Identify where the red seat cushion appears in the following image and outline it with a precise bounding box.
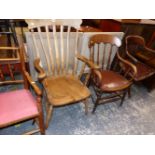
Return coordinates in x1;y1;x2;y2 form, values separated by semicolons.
0;89;39;127
99;70;130;92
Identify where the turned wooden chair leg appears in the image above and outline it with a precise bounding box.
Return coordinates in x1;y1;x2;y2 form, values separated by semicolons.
119;91;127;107
45;101;49;115
45;105;53;129
32;119;36;125
128;87;131;98
92;99;99;113
32;118;38;125
38;113;45;135
83;99;89;115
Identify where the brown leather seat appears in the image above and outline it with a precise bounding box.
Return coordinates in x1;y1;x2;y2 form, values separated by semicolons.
98;71;130;92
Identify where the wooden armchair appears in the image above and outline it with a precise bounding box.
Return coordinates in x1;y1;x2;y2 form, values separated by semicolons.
125;35;155;82
0;46;45;134
88;34;137;113
26;19;99;128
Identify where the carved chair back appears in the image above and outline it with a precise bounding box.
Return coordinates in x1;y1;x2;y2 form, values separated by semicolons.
88;34;121;71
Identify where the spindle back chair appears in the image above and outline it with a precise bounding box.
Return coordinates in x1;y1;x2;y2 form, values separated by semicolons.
26;19;99;128
88;34;137;113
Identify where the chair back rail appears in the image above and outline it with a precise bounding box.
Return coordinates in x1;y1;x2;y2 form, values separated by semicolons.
26;19;83;78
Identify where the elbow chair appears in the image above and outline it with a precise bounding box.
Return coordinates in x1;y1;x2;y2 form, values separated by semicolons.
125;35;155;91
88;34;137;113
26;19;99;128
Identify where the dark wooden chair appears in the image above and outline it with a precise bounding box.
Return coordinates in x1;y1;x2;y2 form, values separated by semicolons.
26;19;99;128
0;46;45;134
88;34;137;113
125;35;155;82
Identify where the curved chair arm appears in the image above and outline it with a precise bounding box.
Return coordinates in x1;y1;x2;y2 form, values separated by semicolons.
34;58;46;81
117;51;137;82
91;69;102;87
144;46;155;54
24;71;42;96
76;53;100;69
126;49;138;63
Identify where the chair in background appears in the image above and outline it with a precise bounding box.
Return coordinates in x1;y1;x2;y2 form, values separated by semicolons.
88;34;137;113
0;46;45;134
147;31;155;50
125;35;155;87
26;19;99;128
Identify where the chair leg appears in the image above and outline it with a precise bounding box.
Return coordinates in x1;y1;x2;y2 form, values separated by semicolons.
32;119;36;125
38;113;45;135
128;87;131;98
45;104;53;129
92;98;99;114
119;91;127;107
32;118;38;125
83;99;89;115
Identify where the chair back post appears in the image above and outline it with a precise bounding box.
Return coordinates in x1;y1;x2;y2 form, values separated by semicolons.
18;45;29;89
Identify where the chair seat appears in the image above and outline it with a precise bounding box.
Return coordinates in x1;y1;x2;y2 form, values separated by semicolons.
134;62;155;81
99;70;130;92
43;75;91;106
0;89;39;128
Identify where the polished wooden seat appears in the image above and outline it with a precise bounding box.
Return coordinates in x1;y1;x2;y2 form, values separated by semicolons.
43;75;90;106
26;19;98;128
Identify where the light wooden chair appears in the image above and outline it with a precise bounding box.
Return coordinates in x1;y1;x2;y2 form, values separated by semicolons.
26;19;99;128
0;46;45;134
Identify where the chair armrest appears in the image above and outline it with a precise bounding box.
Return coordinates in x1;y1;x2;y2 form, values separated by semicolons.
92;69;102;86
24;71;42;96
145;46;155;54
76;53;100;69
126;49;138;63
34;58;46;81
117;51;137;81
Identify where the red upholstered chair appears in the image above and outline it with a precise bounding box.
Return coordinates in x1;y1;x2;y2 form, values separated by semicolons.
0;46;45;134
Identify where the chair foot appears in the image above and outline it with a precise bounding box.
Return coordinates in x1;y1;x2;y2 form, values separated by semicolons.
45;105;53;129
